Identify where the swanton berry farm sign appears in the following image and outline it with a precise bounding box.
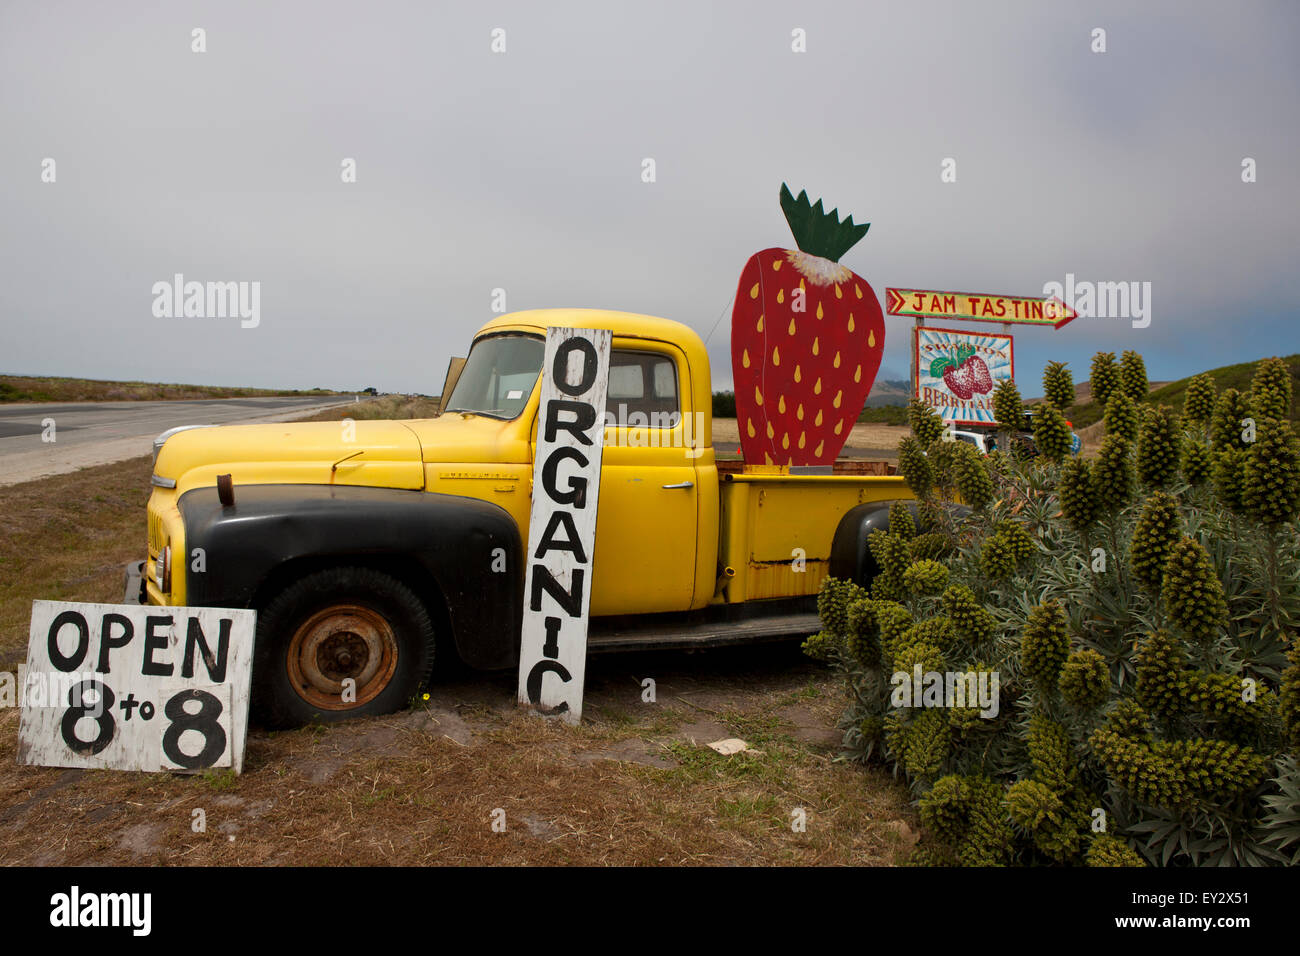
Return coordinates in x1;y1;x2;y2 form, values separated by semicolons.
914;326;1014;426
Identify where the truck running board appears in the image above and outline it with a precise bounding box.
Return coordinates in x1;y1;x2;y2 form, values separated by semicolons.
587;612;821;653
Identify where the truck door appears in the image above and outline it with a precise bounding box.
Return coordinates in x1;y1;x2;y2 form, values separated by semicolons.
588;344;699;616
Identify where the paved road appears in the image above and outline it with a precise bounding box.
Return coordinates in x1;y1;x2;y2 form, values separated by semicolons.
0;395;355;486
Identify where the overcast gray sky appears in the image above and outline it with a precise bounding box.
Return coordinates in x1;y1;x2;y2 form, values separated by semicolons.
1;0;1297;397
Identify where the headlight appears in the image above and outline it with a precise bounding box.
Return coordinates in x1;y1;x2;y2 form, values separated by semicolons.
155;544;171;593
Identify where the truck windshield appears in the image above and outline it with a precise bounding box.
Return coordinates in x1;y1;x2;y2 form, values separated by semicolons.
444;333;544;420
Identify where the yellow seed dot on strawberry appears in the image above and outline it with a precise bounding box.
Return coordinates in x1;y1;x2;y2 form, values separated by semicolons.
814;378;822;395
799;278;806;290
764;452;773;465
815;440;824;457
772;346;780;366
777;289;784;304
798;432;806;449
750;283;759;299
754;386;763;406
778;395;786;414
834;420;843;435
816;302;824;320
812;337;819;356
833;351;841;368
767;421;775;438
782;432;790;450
796;403;804;421
815;409;824;426
833;390;842;409
848;314;855;332
794;365;802;382
855;284;863;299
854;364;862;383
757;315;764;331
772;260;782;271
747;419;755;437
835;286;842;299
742;349;750;368
868;330;875;347
788;317;796;335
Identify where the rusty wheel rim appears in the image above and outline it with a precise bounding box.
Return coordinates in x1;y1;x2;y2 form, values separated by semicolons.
286;604;399;711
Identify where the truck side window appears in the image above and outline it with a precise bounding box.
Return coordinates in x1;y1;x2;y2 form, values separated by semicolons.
605;351;680;428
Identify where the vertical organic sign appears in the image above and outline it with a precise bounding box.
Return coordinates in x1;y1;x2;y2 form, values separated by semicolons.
517;326;611;725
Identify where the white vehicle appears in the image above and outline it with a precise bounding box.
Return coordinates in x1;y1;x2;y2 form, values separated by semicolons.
950;429;992;454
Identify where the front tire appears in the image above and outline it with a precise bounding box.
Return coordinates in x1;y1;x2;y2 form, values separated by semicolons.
253;567;436;728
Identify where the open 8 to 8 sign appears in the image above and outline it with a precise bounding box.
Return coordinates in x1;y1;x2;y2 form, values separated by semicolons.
17;601;255;774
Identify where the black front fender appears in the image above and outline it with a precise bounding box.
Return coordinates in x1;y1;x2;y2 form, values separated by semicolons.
178;483;524;669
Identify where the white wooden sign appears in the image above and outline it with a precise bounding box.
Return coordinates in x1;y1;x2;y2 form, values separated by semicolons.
17;601;255;774
517;326;611;725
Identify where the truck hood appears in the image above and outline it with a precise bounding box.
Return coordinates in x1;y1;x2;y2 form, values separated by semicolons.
155;419;427;491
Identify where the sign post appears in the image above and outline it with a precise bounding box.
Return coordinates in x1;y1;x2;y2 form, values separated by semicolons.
517;326;611;725
17;601;255;773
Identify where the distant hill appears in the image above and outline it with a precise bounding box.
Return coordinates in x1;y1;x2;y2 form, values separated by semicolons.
863;380;912;407
0;374;345;404
1062;354;1300;429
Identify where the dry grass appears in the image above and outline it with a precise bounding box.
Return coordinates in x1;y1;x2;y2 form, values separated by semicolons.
0;375;338;404
713;419;907;457
0;666;917;865
0;455;153;667
294;395;442;422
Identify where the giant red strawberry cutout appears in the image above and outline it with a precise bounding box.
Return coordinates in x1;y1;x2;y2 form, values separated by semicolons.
731;185;885;466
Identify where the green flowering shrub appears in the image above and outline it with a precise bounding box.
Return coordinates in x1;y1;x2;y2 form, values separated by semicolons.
1251;356;1293;422
1087;834;1146;867
888;501;916;539
1022;601;1070;691
1129;492;1180;593
1181;439;1212;486
1163;537;1228;645
1120;350;1148;402
1213;445;1249;515
1182;372;1217;425
903;559;949;595
952;441;993;510
908;398;945;446
1211;388;1252;451
1103;389;1140;443
1034;402;1074;462
992;379;1023;432
898;436;931;498
1136;405;1181;489
1043;361;1074;410
1090;351;1120;409
811;354;1300;867
1242;418;1300;527
1059;649;1110;710
1058;457;1097;531
1093;435;1134;511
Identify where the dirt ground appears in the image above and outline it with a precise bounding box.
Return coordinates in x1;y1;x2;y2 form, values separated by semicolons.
0;645;917;866
0;451;917;866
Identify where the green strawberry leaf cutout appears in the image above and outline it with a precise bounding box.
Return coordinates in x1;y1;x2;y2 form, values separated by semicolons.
930;356;955;378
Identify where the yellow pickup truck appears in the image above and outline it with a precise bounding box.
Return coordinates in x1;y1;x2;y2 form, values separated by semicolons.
129;309;914;726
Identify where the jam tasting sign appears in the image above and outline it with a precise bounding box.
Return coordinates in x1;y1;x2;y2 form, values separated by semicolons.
17;601;255;773
517;327;611;725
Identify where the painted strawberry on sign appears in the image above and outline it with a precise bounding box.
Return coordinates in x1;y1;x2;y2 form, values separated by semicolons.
731;185;885;466
933;344;993;401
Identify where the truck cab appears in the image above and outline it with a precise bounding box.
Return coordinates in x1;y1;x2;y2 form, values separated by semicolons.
135;309;912;726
